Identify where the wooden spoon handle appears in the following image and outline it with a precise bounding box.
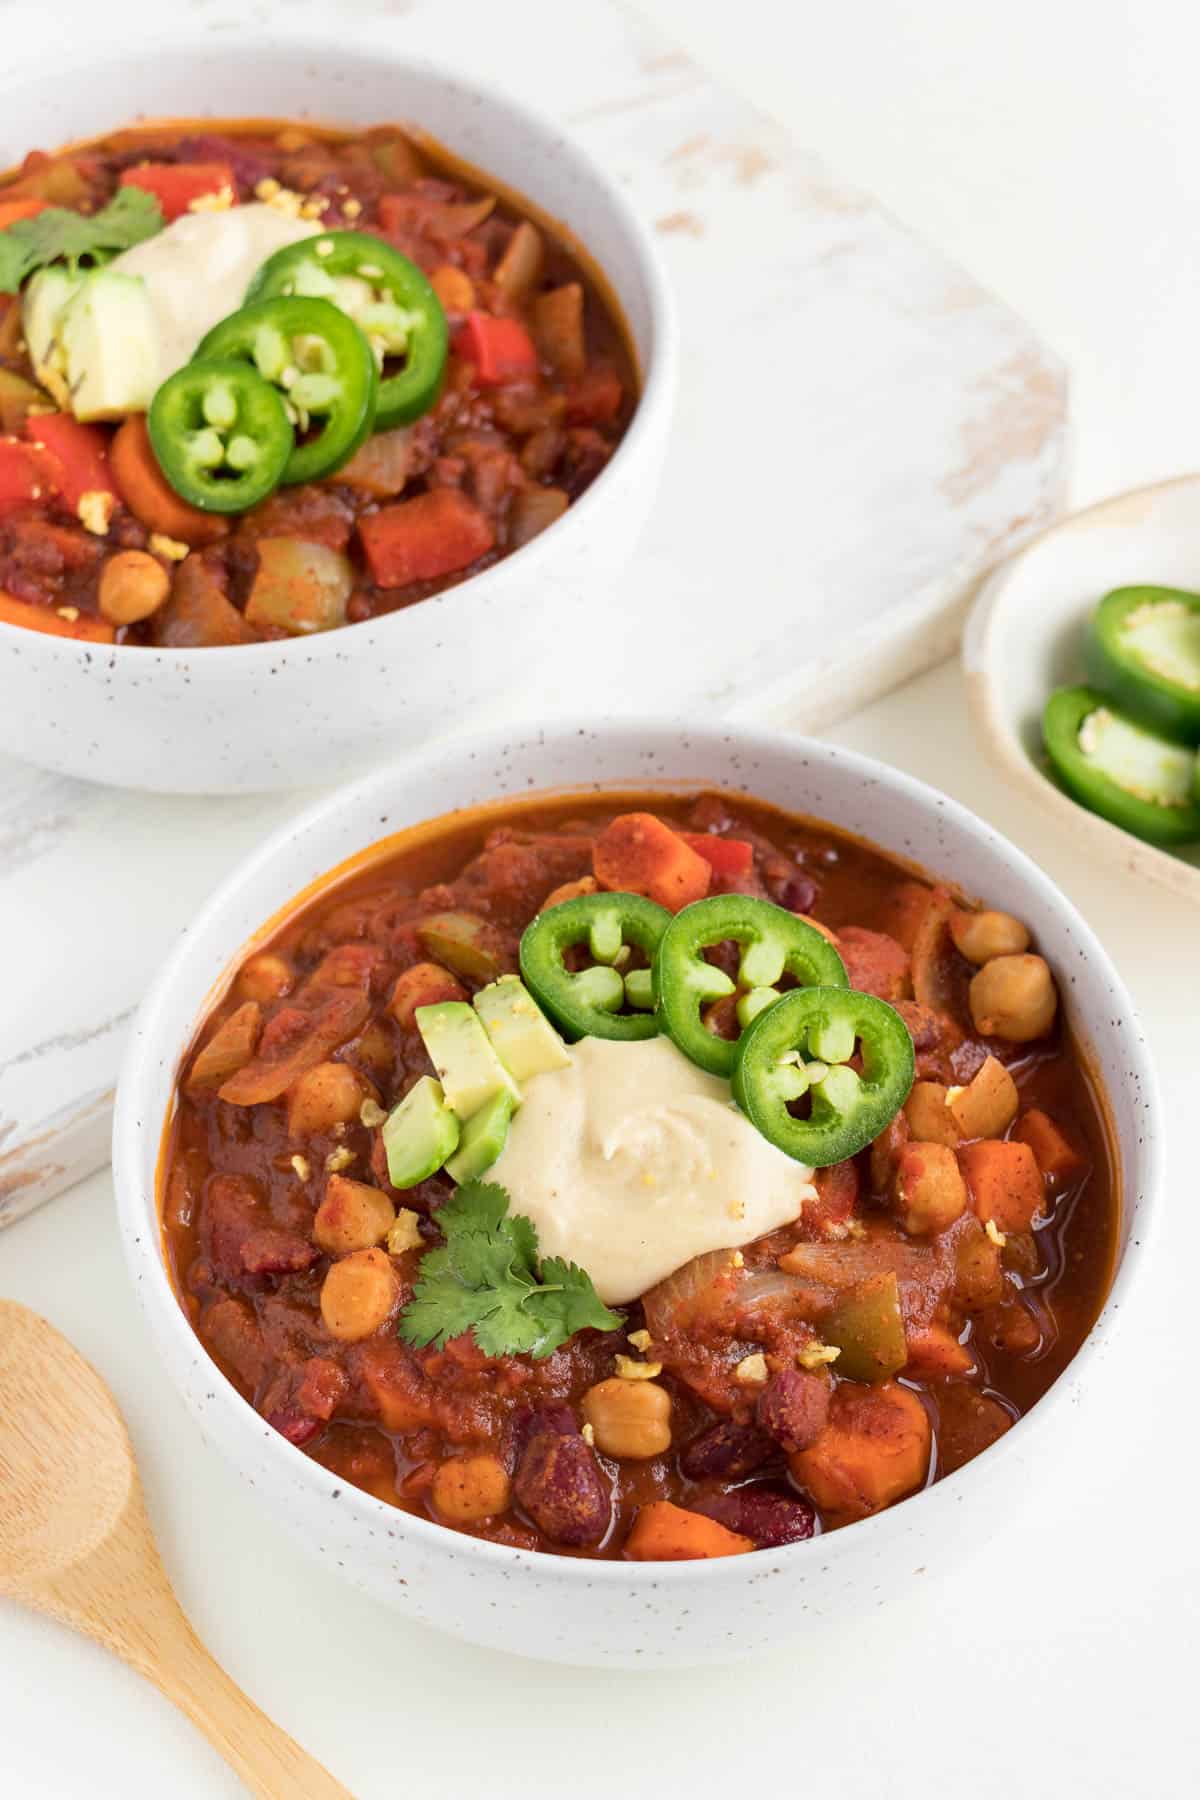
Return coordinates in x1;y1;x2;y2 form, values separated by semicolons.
152;1625;354;1799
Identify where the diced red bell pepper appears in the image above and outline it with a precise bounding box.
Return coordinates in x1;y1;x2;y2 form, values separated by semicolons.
0;196;49;230
566;366;623;426
0;437;63;509
26;414;117;510
680;832;756;878
452;311;539;386
359;487;496;589
118;161;237;223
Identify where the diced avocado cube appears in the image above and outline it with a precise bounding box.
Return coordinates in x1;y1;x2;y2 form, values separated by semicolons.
59;270;159;421
382;1075;460;1189
415;1001;521;1121
23;266;84;409
444;1089;515;1184
473;975;571;1084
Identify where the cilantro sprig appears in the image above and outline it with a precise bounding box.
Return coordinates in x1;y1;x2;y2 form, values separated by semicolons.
0;186;164;294
398;1180;623;1359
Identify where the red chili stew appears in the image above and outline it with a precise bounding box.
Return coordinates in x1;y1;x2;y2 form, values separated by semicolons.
0;120;635;646
162;792;1117;1560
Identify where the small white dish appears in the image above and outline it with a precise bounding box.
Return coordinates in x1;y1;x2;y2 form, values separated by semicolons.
964;475;1200;900
113;719;1160;1669
0;39;676;794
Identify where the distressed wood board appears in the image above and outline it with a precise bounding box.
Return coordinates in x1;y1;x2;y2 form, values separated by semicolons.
0;0;1067;1229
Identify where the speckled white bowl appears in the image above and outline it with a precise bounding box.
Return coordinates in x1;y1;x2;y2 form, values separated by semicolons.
113;721;1160;1668
0;42;675;793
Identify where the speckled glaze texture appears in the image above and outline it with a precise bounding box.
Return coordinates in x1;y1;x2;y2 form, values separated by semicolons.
112;723;1160;1667
0;44;675;794
964;474;1200;898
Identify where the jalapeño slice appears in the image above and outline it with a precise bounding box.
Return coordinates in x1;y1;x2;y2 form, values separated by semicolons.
147;357;293;513
519;892;671;1042
192;295;378;484
653;894;848;1079
246;230;448;428
1042;685;1200;847
732;986;915;1169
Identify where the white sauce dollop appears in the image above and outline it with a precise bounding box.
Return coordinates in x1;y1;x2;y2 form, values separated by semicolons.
111;204;319;386
489;1035;816;1306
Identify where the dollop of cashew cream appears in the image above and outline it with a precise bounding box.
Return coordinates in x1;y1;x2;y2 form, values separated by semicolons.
489;1035;816;1305
112;204;319;385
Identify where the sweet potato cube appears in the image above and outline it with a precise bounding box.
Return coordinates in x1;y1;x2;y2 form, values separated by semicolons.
624;1500;753;1561
958;1138;1045;1234
1013;1109;1086;1185
593;813;711;911
790;1381;931;1522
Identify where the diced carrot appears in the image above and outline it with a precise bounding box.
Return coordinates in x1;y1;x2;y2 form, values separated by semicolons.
26;414;117;510
0;591;114;643
0;196;48;230
1013;1109;1086;1185
593;813;712;912
358;487;495;588
452;311;539;386
679;832;755;878
789;1381;931;1522
904;1323;974;1380
119;161;237;223
624;1500;753;1561
958;1138;1045;1234
110;415;228;547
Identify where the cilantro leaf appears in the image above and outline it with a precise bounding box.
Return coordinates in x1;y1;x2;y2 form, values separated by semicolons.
0;186;164;294
397;1179;623;1358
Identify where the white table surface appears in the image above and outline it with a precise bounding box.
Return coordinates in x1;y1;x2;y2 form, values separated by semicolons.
3;0;1198;1794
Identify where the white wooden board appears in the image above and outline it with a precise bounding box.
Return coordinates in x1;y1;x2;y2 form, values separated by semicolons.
0;0;1067;1229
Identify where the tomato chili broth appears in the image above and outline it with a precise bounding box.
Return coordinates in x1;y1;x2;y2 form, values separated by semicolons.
157;786;1120;1559
0;116;640;645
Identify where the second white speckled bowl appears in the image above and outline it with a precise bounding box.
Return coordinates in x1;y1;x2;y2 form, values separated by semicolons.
113;721;1160;1668
0;41;675;793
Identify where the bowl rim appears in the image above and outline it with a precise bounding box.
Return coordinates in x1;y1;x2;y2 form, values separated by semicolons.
112;716;1163;1586
963;472;1200;902
0;35;677;668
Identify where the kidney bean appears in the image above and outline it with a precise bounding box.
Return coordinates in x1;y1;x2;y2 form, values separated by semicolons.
774;872;818;915
503;1404;579;1471
239;1228;318;1277
267;1410;323;1449
514;1430;612;1547
679;1419;776;1481
757;1368;830;1453
694;1486;816;1547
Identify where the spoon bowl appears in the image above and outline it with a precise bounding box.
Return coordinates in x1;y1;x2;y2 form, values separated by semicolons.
0;1300;350;1797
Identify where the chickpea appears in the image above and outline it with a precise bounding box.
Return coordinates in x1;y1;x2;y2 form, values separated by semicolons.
430;264;476;313
969;954;1058;1042
896;1142;967;1236
948;1054;1018;1140
388;962;468;1031
431;1453;512;1524
97;550;170;625
904;1081;961;1149
313;1175;396;1255
286;1061;365;1136
320;1248;399;1342
581;1378;672;1459
236;950;294;1004
950;908;1031;965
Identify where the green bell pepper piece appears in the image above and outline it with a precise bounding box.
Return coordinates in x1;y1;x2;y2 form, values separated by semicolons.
653;894;848;1079
822;1272;908;1384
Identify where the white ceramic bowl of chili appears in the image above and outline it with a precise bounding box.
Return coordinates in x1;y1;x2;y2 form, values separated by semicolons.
113;720;1161;1669
0;41;676;793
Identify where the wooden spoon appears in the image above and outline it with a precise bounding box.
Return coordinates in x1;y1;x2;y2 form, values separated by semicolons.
0;1300;352;1798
